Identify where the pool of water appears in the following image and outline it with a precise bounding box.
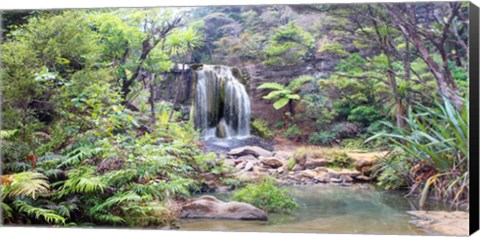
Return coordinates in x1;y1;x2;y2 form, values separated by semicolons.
179;184;455;235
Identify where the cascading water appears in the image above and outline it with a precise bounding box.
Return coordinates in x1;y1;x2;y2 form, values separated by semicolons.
193;65;251;140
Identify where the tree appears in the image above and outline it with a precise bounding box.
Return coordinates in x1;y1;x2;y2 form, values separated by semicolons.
91;9;183;102
383;3;465;110
165;26;204;123
263;23;315;66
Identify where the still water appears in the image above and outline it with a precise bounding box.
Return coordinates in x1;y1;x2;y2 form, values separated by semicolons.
179;184;453;235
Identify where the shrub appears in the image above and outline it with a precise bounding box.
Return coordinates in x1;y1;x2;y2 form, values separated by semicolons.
284;124;302;139
367;98;469;207
308;131;336;145
231;177;299;214
251;119;275;139
274;121;285;129
327;150;353;168
347;105;382;126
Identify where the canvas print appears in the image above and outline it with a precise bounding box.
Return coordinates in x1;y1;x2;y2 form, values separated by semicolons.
0;1;478;236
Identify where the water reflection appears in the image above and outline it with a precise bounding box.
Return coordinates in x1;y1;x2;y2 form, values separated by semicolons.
180;184;453;235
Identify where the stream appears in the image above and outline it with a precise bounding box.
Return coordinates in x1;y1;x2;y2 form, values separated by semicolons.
179;184;454;235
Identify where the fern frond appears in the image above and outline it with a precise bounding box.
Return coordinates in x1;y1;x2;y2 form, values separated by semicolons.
0;129;17;139
287;75;313;90
90;191;141;214
5;172;50;199
257;82;286;90
263;90;290;100
59;146;101;168
57;169;105;197
13;200;66;225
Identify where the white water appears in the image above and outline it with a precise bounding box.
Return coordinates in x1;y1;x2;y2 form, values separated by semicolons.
194;65;251;140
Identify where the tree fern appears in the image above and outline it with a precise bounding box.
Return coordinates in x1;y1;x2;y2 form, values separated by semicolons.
287;75;313;91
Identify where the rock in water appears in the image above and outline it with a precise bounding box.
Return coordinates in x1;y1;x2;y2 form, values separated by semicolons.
227;145;273;158
180;195;267;220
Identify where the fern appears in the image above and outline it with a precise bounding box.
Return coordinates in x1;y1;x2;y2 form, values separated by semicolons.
90;191;141;213
0;129;17;139
13;200;66;224
59;146;101;168
56;168;105;197
257;82;285;90
287;75;313;91
4;172;50;199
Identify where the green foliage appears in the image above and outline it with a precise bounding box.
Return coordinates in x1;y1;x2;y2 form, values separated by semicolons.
259;75;313;110
367;98;469;205
251;119;275;139
347;105;382;126
264;23;315;66
327;150;353;168
284;124;302;139
308;131;336;145
232;177;299;214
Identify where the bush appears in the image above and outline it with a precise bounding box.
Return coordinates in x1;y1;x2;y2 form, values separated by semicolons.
284;124;302;139
347;105;382;126
251;119;275;139
231;177;299;214
308;131;336;145
327;150;353;168
274;121;285;129
367;98;469;206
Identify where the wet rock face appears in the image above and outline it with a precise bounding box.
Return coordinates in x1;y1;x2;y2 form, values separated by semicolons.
180;195;268;221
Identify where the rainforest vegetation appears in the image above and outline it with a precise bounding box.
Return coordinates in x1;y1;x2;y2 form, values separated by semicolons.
0;2;470;231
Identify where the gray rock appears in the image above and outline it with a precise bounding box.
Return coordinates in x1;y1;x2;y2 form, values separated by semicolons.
244;161;254;171
292;164;305;171
180;195;268;220
228;146;273;158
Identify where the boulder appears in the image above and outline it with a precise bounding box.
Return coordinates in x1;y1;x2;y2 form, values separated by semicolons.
355;159;375;176
273;150;292;160
228;146;273;158
260;157;284;168
180;195;268;220
244;161;254;171
292;164;305;171
235;162;245;170
223;159;236;167
339;174;353;183
304;158;329;169
237;154;257;161
313;172;330;183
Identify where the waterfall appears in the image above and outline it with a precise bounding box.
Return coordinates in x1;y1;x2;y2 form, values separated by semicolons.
193;65;251;140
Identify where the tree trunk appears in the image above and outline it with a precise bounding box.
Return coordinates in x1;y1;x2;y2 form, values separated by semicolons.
385;4;463;110
149;74;156;123
167;56;189;123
